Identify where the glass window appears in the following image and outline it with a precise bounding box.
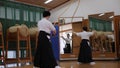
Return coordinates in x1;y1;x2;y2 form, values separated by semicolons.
30;11;34;22
40;12;43;19
0;6;5;18
23;10;29;21
15;9;20;20
36;12;40;22
7;7;13;19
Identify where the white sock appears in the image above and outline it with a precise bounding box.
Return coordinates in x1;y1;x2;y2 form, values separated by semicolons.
90;62;96;65
55;65;61;68
33;66;40;68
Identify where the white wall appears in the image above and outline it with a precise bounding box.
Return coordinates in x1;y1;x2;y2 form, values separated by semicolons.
50;0;120;23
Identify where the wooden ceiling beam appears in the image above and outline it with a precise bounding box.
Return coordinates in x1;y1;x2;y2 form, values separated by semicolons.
14;0;70;10
49;0;70;10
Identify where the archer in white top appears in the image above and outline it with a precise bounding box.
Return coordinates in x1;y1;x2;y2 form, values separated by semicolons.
75;31;94;40
73;27;96;65
61;34;71;44
34;11;60;68
37;18;56;34
107;34;114;42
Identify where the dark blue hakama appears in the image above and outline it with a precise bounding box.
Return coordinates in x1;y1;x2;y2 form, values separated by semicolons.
34;31;58;68
78;39;94;63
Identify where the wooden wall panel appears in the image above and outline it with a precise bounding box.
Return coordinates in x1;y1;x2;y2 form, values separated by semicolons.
72;22;82;59
60;22;83;59
114;15;120;58
82;19;89;29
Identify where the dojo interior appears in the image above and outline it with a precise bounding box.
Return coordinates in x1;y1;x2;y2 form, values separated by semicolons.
0;0;120;68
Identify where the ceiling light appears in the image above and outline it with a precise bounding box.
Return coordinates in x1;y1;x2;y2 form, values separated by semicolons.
44;0;53;4
109;16;114;19
98;13;104;16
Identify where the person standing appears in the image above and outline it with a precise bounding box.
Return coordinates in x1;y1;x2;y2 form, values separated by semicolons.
107;31;115;52
73;26;95;65
61;33;72;53
33;11;60;68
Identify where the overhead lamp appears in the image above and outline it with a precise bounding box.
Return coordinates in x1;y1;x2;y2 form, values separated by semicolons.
109;15;114;19
98;13;104;16
44;0;53;4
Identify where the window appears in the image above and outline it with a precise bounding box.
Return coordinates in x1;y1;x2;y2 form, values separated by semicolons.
23;10;29;21
0;6;5;18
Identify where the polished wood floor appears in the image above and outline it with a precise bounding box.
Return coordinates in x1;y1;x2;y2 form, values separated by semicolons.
3;60;120;68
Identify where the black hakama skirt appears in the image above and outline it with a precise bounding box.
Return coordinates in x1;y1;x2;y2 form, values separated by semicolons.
78;39;94;63
64;43;71;53
34;31;58;68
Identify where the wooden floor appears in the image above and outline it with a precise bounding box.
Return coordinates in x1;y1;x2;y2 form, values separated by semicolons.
3;60;120;68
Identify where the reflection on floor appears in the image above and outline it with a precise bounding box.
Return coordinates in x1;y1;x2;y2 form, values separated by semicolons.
2;60;120;68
